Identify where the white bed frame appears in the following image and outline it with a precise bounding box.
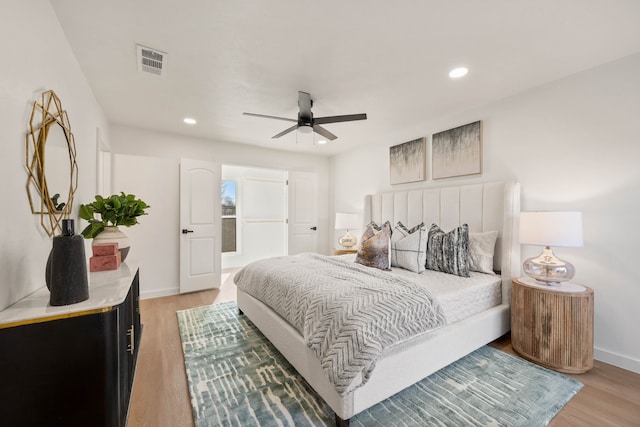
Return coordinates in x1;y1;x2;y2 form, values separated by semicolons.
237;181;520;425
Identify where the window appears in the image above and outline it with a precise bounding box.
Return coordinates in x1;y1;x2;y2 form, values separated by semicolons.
221;180;237;253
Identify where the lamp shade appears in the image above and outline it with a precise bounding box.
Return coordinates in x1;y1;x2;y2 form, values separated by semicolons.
520;211;583;247
335;213;360;230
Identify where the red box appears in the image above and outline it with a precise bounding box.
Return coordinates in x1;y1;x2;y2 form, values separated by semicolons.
90;251;122;272
92;243;119;257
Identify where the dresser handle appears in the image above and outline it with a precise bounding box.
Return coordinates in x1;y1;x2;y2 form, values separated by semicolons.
127;325;135;354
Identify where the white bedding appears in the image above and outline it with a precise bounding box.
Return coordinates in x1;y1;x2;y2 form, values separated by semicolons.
239;181;520;423
333;254;502;324
234;252;446;396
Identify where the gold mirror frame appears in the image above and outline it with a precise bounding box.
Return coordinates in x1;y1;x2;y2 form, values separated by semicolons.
26;90;78;237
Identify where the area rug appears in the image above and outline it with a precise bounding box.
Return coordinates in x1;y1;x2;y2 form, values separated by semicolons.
177;302;582;427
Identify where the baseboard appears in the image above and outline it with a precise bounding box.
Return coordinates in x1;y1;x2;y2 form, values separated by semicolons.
595;347;640;374
140;288;179;300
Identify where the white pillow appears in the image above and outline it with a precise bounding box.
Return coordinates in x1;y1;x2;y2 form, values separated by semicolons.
391;222;427;273
469;230;498;274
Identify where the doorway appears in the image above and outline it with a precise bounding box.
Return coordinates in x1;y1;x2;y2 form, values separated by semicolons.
221;165;288;269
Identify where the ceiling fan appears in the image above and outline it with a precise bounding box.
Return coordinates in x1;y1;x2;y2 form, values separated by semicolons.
243;91;367;141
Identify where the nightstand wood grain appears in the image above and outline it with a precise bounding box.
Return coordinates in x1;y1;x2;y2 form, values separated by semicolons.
511;277;594;374
333;248;358;255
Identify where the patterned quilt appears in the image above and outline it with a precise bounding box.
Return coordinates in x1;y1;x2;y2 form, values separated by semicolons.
234;253;446;396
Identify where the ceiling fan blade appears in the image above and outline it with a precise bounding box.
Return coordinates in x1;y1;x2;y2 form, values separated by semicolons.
313;125;338;141
314;113;367;125
243;112;297;123
272;124;299;138
298;91;313;122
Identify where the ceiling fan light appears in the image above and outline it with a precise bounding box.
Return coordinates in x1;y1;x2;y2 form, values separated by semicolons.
183;117;197;125
317;139;327;145
298;124;313;134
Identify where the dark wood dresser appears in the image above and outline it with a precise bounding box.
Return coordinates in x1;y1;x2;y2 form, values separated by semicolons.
0;261;142;426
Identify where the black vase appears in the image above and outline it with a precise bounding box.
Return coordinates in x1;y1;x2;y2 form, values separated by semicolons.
46;219;89;306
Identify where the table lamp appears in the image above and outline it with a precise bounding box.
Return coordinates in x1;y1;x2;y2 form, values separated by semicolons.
335;213;360;249
519;211;583;285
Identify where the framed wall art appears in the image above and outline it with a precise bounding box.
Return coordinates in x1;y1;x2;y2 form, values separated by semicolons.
432;120;482;179
389;137;426;185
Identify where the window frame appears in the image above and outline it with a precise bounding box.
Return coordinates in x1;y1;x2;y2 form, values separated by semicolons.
221;179;239;254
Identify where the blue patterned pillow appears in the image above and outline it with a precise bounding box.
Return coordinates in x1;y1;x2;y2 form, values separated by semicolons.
355;221;391;270
426;224;470;277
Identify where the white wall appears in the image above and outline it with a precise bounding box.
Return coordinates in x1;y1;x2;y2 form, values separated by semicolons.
111;154;178;299
330;52;640;373
109;125;331;298
0;0;108;310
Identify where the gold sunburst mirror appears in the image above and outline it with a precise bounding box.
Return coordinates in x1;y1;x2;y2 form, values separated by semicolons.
26;90;78;237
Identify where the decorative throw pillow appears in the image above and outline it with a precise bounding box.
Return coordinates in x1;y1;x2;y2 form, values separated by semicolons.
426;223;470;277
469;230;498;275
391;222;427;273
355;221;391;270
390;222;424;259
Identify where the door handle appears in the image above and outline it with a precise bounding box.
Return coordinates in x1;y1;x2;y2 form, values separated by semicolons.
182;229;194;234
310;226;317;231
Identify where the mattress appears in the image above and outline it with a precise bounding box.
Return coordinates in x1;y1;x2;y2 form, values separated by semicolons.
333;254;502;324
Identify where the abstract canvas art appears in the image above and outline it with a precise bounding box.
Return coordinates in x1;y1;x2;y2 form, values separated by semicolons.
432;121;482;179
389;138;426;185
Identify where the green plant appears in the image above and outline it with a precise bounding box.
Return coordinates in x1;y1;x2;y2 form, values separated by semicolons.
79;192;150;238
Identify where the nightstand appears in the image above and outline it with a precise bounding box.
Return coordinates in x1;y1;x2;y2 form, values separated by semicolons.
334;248;358;256
511;277;594;373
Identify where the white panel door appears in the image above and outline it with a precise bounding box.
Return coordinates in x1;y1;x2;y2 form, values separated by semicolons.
288;171;318;254
180;159;221;293
243;177;288;258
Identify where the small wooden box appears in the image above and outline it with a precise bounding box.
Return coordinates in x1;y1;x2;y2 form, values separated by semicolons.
92;243;119;257
90;251;122;272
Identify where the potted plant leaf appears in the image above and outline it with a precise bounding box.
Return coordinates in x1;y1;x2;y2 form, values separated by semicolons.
79;193;150;261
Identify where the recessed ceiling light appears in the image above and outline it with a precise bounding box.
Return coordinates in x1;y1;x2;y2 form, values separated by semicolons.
317;139;327;145
449;67;468;79
183;117;197;125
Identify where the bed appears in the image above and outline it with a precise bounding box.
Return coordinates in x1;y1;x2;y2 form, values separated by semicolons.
236;181;520;426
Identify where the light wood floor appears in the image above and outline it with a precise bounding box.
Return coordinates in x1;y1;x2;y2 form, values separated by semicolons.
128;274;640;427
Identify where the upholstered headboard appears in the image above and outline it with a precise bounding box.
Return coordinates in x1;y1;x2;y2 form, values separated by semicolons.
363;181;520;305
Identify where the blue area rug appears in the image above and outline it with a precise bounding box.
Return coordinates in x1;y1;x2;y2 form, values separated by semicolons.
177;301;582;426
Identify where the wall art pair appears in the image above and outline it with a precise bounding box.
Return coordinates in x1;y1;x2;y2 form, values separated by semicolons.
389;121;482;184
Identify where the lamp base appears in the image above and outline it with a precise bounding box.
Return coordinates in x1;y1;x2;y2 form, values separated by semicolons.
523;246;575;285
339;231;357;249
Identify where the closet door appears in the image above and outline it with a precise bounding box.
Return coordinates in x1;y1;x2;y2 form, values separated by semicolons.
288;171;318;254
242;175;288;261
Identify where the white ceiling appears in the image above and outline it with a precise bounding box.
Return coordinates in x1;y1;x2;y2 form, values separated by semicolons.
50;0;640;156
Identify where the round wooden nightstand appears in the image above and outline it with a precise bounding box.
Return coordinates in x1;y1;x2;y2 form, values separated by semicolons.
333;248;358;255
511;277;594;373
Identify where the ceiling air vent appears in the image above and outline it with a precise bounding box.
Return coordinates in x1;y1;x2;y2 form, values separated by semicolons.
136;44;167;76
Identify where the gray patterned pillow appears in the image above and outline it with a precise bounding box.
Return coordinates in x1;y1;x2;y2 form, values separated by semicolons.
391;222;427;273
469;230;498;274
355;221;391;270
426;224;470;277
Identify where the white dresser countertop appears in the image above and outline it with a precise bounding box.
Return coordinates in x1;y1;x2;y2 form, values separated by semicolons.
0;259;139;327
